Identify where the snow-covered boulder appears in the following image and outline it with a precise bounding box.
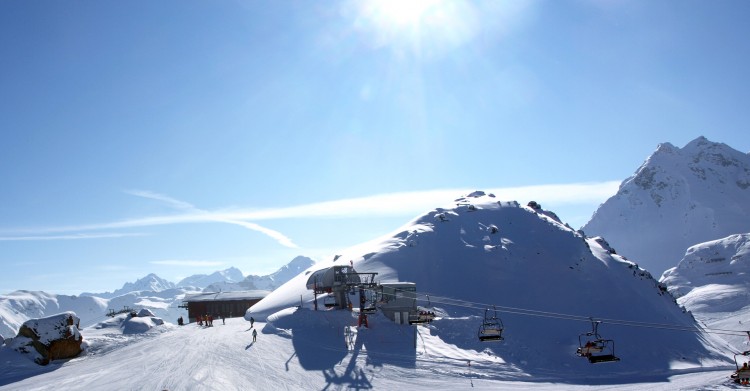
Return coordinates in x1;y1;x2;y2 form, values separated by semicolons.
122;316;164;334
11;311;83;365
137;308;156;317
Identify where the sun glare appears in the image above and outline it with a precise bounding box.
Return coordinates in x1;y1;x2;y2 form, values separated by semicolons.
354;0;470;56
373;0;440;27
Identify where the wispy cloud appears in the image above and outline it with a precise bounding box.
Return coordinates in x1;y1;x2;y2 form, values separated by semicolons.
203;181;621;221
0;182;619;245
125;189;196;210
150;259;226;267
0;232;146;241
126;189;298;248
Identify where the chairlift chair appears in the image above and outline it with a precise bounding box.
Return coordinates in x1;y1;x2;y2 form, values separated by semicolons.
408;310;436;325
478;306;504;342
576;319;620;364
324;296;338;308
731;332;750;384
408;295;436;325
731;351;750;384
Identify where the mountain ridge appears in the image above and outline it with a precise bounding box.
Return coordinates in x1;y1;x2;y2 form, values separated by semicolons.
582;136;750;276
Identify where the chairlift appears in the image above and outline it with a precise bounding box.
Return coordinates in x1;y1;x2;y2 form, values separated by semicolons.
361;290;377;314
576;319;620;363
408;310;435;324
478;306;504;342
362;303;377;314
324;296;338;308
731;332;750;385
408;294;436;325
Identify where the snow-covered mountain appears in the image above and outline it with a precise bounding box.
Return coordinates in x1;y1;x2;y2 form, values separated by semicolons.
583;136;750;276
249;192;731;375
81;273;176;299
176;267;244;289
660;233;750;349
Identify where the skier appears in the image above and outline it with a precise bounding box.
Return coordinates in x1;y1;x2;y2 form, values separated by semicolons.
250;316;255;328
252;328;257;342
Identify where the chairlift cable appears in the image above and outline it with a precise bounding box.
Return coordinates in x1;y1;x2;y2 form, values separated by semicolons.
360;285;749;337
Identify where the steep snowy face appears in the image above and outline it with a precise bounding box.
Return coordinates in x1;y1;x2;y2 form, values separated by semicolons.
661;233;750;349
583;136;750;276
250;193;728;373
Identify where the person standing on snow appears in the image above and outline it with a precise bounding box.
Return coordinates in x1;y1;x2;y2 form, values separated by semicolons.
252;328;257;342
250;317;255;328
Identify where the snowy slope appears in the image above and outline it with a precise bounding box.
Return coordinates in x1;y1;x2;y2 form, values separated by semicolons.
661;233;750;350
0;292;107;340
0;288;198;340
583;136;750;276
249;192;732;377
0;316;736;390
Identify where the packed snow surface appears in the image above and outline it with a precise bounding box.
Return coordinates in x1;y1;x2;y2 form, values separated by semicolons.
0;316;737;390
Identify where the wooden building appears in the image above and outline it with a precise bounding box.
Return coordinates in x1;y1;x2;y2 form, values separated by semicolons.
181;290;269;323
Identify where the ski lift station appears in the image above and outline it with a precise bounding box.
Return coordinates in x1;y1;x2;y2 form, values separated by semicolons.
181;290;270;323
305;265;436;326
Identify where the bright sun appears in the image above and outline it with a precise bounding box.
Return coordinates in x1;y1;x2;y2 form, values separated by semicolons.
372;0;440;27
352;0;485;57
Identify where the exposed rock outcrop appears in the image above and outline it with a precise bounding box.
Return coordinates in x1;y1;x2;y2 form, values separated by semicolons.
12;311;83;365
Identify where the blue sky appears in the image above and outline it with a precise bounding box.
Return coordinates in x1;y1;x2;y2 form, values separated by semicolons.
1;0;748;295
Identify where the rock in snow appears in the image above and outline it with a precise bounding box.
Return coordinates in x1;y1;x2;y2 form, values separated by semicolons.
11;312;83;365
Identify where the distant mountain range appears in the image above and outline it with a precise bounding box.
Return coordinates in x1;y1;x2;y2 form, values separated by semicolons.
0;256;316;339
583;136;750;276
177;267;245;289
205;256;315;292
79;257;316;299
81;274;176;299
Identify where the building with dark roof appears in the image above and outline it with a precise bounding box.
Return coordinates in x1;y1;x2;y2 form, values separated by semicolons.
181;290;270;323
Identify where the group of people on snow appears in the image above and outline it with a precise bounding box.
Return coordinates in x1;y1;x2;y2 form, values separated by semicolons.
197;314;216;327
737;362;750;385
